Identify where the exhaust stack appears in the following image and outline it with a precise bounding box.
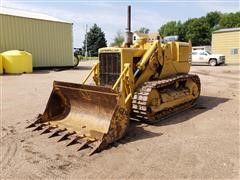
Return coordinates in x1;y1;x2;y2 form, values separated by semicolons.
124;5;133;47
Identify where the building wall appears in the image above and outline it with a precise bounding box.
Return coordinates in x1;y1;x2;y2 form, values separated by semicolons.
212;31;240;64
0;14;73;67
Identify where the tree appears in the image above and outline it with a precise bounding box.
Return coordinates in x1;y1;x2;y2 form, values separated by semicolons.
158;11;240;46
184;17;211;46
110;30;124;47
206;11;222;29
219;12;240;28
82;24;107;57
159;21;178;37
175;21;186;41
158;21;186;41
138;27;150;34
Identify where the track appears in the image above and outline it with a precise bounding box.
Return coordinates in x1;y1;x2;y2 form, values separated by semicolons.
131;74;201;124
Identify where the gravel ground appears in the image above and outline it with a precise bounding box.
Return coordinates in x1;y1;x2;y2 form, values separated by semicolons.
0;61;239;179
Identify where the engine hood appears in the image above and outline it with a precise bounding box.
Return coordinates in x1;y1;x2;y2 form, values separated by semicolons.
209;54;225;58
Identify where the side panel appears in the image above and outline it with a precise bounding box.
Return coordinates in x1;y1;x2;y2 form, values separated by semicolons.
173;42;191;73
212;31;240;64
160;42;191;78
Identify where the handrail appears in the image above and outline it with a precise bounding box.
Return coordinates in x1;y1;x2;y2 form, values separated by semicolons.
112;64;129;90
82;63;98;85
112;63;133;105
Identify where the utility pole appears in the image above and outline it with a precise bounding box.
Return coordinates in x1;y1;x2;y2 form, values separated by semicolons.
85;24;88;60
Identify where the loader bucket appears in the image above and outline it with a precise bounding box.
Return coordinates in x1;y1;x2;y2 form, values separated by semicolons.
28;81;129;155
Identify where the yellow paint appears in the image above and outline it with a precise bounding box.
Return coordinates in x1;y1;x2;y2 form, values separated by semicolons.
212;30;240;64
2;50;32;74
0;54;3;74
36;39;197;153
94;40;194;111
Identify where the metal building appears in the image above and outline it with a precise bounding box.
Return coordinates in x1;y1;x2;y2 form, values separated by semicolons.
0;7;74;67
212;28;240;64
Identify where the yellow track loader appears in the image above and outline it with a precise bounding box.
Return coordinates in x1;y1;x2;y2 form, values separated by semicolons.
27;6;200;155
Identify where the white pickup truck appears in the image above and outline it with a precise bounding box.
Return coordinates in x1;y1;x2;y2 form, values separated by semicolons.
192;50;225;66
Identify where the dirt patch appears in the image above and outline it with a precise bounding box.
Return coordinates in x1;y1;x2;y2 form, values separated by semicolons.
1;62;239;179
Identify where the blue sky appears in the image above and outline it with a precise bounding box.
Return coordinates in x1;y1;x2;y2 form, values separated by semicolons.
1;0;239;47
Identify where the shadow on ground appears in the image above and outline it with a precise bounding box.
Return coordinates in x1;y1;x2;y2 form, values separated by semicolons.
3;70;52;75
119;121;163;145
0;72;47;76
191;64;226;67
31;70;51;74
118;95;229;145
2;66;93;75
73;66;92;70
33;66;92;72
155;95;229;126
47;66;92;72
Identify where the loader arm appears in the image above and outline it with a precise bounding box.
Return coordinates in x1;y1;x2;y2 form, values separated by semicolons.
134;40;163;88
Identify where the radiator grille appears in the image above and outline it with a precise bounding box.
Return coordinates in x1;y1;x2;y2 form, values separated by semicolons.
99;53;121;86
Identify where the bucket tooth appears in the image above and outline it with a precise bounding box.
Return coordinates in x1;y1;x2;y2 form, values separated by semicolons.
26;122;37;128
66;136;81;147
58;132;76;142
88;141;102;156
48;128;66;138
26;116;43;128
40;126;54;135
32;124;45;131
77;140;89;151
